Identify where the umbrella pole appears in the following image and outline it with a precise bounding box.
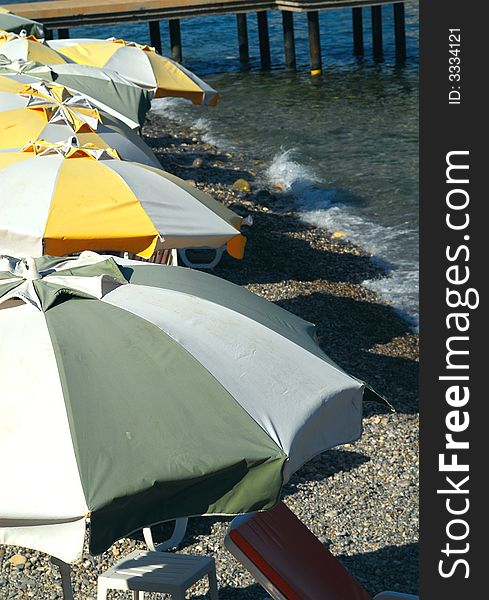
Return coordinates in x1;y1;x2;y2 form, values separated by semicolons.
51;556;74;600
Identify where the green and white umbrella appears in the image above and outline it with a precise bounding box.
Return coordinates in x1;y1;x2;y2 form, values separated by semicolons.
0;59;151;129
0;252;381;563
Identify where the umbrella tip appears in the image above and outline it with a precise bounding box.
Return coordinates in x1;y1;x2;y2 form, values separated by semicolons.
24;257;40;281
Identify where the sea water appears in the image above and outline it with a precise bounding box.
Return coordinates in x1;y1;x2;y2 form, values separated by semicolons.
16;1;419;326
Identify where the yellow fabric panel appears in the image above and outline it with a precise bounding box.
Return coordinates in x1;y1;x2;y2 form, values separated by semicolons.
75;131;109;148
54;42;119;68
44;159;159;258
0;151;31;169
149;54;201;93
0;75;25;93
0;109;45;149
24;40;67;64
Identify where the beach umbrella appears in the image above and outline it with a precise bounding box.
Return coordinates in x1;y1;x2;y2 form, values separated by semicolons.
0;252;380;562
0;69;41;91
0;140;247;259
0;81;161;166
48;37;219;105
0;30;66;64
0;60;151;129
0;8;44;36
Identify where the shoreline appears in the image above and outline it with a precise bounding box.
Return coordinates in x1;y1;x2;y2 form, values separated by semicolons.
0;110;419;599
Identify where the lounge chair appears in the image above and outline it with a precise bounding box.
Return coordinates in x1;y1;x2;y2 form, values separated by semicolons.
123;248;178;265
224;501;418;600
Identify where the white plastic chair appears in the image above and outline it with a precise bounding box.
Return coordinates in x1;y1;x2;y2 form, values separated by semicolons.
178;246;225;270
142;517;189;552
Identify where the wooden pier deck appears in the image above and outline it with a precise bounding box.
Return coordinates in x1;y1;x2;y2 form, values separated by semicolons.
2;0;413;72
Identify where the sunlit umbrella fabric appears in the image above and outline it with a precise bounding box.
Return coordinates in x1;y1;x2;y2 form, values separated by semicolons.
0;141;246;258
0;8;44;36
0;252;378;561
0;60;151;129
49;37;219;105
0;30;66;64
0;82;160;166
0;80;101;129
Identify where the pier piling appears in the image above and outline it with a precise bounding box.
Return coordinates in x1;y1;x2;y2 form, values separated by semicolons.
393;2;407;61
257;11;271;70
352;7;364;56
57;28;69;39
149;21;162;53
169;19;182;63
371;5;383;60
307;11;322;75
236;13;249;65
282;11;296;72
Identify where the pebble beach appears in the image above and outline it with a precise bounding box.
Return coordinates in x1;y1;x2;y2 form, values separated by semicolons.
0;110;419;599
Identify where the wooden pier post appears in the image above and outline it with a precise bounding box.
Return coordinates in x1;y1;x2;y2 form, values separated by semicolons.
371;5;383;60
149;21;162;54
236;13;249;65
282;11;296;72
352;7;364;56
169;19;182;63
57;28;69;39
307;11;322;75
44;28;53;41
393;2;407;61
257;11;271;70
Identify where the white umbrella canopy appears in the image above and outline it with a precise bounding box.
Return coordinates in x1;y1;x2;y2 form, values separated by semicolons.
0;252;383;562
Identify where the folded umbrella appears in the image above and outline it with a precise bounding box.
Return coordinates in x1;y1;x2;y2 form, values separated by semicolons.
0;59;151;129
0;8;44;36
0;252;381;562
0;139;247;259
0;30;66;64
48;37;219;105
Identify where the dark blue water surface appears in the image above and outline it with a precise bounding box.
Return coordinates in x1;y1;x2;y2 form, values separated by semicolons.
17;1;419;324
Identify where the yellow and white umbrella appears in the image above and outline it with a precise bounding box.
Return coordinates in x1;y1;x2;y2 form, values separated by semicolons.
0;81;160;166
0;61;151;129
0;30;67;64
48;37;219;105
1;80;101;129
0;140;247;259
0;70;36;93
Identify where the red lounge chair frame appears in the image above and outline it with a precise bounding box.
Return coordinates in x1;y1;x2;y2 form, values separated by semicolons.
224;502;418;600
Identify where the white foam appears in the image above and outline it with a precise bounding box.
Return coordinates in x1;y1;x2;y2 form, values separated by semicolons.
265;151;419;327
150;98;232;149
